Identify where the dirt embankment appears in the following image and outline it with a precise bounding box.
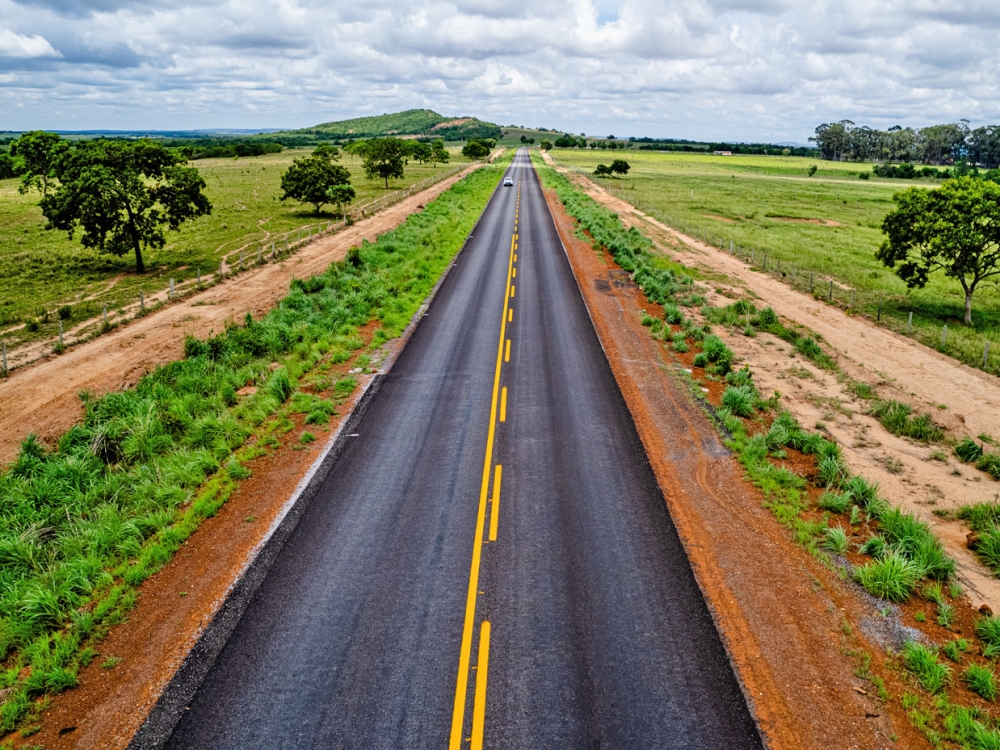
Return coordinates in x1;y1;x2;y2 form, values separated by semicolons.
545;154;1000;615
543;186;925;748
0;165;479;467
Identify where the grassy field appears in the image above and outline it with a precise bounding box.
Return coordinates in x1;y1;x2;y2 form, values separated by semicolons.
548;149;1000;375
0;147;464;349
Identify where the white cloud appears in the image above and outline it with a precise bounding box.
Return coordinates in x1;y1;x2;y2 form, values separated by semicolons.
0;27;60;58
1;0;1000;141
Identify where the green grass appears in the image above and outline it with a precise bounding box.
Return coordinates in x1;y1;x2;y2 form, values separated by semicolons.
903;641;953;694
869;399;944;442
0;148;463;350
548;149;1000;375
0;161;505;733
966;664;998;702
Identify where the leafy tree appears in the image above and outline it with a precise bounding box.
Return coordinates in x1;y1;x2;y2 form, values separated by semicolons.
539;140;553;151
281;153;352;214
326;183;357;219
41;139;211;274
878;177;1000;325
9;130;69;196
312;143;341;161
0;151;16;180
462;140;490;160
430;139;449;165
361;137;407;188
610;159;630;176
408;141;433;163
594;164;612;177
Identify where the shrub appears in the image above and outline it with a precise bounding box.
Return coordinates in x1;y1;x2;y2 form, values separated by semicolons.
817;454;846;488
976;617;1000;651
693;353;708;368
725;367;754;389
854;552;921;602
859;534;889;559
965;664;998;702
721;386;755;418
757;307;779;326
957;438;985;463
960;503;1000;531
57;306;72;321
841;475;881;511
978;454;1000;481
266;369;294;403
870;399;943;442
903;641;952;694
975;527;1000;573
822;526;849;554
818;491;850;514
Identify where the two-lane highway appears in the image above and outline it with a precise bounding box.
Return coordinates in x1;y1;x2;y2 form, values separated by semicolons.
166;149;763;749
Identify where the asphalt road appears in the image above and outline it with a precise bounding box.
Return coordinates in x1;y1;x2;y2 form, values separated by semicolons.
166;149;763;749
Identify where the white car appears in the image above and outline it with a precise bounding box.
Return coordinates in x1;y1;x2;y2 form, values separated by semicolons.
503;176;514;186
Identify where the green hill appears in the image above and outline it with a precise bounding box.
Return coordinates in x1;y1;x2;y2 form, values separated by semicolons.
282;109;501;142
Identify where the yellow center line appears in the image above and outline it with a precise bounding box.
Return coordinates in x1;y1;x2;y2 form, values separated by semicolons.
500;387;507;422
448;227;515;750
505;339;511;362
470;621;492;750
512;268;516;278
510;286;515;298
508;308;513;323
489;465;502;542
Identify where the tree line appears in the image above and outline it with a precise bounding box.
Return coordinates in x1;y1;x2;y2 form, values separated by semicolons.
812;120;1000;167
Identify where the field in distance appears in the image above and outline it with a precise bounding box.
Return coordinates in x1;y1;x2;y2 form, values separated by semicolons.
550;149;1000;373
0;147;461;350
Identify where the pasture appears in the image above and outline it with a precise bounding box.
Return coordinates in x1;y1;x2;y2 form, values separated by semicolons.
550;150;1000;374
0;148;460;349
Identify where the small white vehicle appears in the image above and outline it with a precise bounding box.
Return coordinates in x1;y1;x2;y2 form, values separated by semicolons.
503;176;514;186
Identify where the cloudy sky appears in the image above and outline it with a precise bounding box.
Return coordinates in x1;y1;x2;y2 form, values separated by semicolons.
1;0;998;141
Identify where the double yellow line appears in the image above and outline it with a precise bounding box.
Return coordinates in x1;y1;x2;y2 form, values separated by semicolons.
448;173;520;750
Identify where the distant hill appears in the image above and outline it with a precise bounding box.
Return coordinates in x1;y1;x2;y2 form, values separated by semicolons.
280;109;501;141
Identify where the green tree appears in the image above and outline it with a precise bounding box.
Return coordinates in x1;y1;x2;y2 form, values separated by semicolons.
361;137;407;188
280;153;352;214
610;159;630;176
430;140;449;166
312;143;341;161
326;183;357;219
41;139;211;274
594;164;612;177
878;176;1000;325
409;141;433;163
539;140;553;151
10;130;69;197
462;140;491;160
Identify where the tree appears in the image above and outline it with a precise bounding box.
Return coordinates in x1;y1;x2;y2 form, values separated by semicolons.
462;140;490;160
878;177;1000;325
610;159;630;176
312;143;341;161
41;139;211;274
539;140;553;151
409;141;433;163
9;130;69;197
594;164;612;177
326;183;357;219
430;140;449;166
361;137;407;188
281;153;352;214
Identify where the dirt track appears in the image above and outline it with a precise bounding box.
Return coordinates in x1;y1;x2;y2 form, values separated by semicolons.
0;165;479;465
543;153;1000;613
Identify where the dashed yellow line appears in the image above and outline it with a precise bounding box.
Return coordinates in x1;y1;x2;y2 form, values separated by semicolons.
470;621;492;750
505;340;511;362
500;387;508;422
489;464;502;542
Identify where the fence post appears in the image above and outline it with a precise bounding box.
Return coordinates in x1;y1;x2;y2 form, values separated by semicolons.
829;280;833;301
763;253;767;270
985;341;991;369
257;246;262;264
197;269;201;288
140;290;145;313
58;320;63;347
220;260;224;277
729;240;733;253
793;265;797;283
907;311;912;334
941;325;948;348
103;304;108;328
1;340;6;377
239;251;244;271
751;250;755;265
877;301;881;321
169;278;174;300
809;273;814;292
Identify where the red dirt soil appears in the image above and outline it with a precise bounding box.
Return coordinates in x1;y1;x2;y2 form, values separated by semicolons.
0;165;479;466
544;186;929;749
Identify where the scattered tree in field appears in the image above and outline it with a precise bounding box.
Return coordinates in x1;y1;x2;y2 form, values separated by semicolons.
41;139;211;274
0;151;16;180
539;140;553;151
808;164;818;177
280;149;352;214
878;176;1000;325
10;130;69;197
462;139;491;160
610;159;630;176
430;140;449;165
409;141;433;163
326;183;357;219
594;164;613;177
361;137;407;188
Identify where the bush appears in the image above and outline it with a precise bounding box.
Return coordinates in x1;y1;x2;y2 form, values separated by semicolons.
725;367;754;389
822;526;849;554
854;552;921;602
757;307;778;326
870;399;943;442
957;438;985;463
976;617;1000;650
965;664;998;702
721;386;755;418
57;306;72;321
978;454;1000;481
903;641;952;694
818;491;850;514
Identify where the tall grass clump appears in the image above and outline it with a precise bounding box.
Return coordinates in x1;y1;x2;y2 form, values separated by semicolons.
0;163;505;732
854;552;922;602
869;399;944;442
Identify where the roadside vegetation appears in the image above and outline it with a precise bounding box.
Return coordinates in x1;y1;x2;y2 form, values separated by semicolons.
547;149;1000;375
0;161;505;736
535;155;1000;748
